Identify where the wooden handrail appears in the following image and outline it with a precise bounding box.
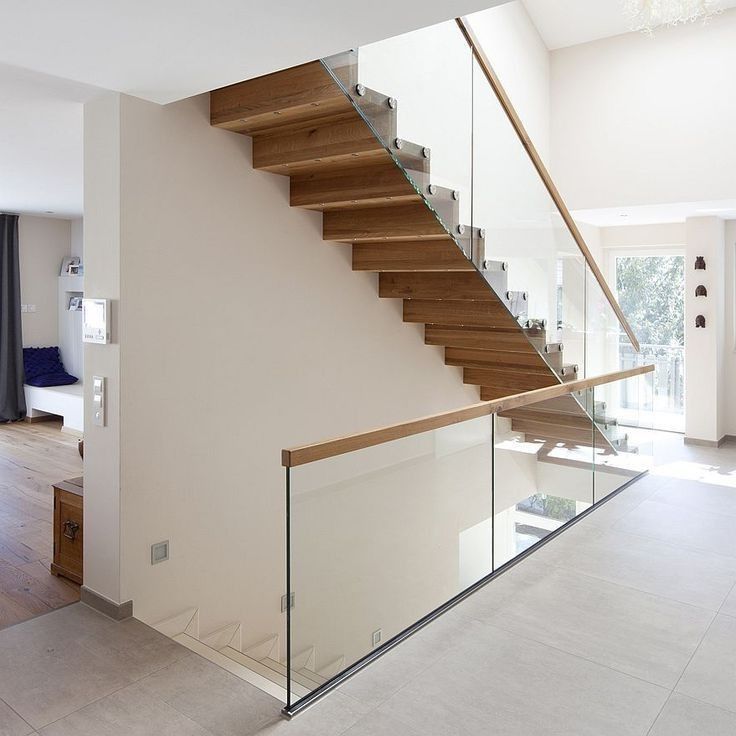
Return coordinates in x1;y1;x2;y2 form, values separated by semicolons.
455;17;641;353
282;364;654;467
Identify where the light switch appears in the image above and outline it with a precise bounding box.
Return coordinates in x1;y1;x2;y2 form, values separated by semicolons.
92;375;106;427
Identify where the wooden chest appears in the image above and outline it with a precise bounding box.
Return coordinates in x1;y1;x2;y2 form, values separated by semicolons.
51;476;83;585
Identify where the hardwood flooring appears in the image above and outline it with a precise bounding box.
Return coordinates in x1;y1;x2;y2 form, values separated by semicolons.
0;419;81;629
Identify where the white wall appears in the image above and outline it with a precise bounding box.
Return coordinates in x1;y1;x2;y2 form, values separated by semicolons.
551;9;736;211
18;215;71;347
83;93;122;605
83;92;477;640
70;218;83;258
469;0;550;162
724;220;736;436
684;217;726;443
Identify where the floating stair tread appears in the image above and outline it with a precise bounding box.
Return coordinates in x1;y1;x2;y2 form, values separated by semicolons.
464;367;559;391
252;111;387;173
353;240;474;272
404;299;519;330
425;325;537;352
445;346;550;371
210;61;353;134
379;271;496;301
324;203;448;242
291;161;418;210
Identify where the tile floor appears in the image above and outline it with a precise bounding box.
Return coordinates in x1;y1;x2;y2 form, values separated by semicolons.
2;433;736;735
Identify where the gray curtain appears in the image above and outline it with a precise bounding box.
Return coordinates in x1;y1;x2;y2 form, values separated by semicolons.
0;214;26;422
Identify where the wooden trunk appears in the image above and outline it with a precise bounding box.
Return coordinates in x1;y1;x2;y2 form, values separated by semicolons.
51;477;83;585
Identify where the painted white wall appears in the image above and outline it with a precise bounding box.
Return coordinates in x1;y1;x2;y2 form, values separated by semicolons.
684;217;726;443
83;93;122;605
83;92;477;638
550;9;736;211
17;216;71;348
70;218;83;258
469;1;550;162
724;220;736;436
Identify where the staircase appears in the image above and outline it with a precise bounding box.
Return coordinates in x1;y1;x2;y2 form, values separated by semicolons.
209;60;633;456
152;608;340;703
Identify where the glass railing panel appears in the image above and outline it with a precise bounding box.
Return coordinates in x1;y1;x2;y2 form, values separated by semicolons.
286;414;493;706
493;390;594;569
586;262;627;377
593;373;655;502
321;21;474;245
470;55;587;377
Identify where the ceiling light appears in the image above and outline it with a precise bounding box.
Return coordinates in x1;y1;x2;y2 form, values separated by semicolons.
623;0;722;35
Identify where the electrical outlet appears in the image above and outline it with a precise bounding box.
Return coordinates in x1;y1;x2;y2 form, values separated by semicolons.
372;629;382;648
27;304;36;313
281;593;295;612
20;304;28;313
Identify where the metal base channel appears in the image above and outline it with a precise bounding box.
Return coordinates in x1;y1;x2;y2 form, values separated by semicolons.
281;469;649;718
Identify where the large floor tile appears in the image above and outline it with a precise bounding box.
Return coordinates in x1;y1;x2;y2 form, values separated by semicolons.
38;683;213;736
649;693;736;735
338;616;488;709
0;698;34;736
613;499;736;558
535;523;736;610
488;566;713;687
140;653;282;736
0;611;135;729
677;614;736;713
579;476;660;530
720;584;736;617
650;479;736;518
378;624;668;736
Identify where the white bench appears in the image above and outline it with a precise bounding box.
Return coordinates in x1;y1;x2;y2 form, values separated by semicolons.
24;383;84;434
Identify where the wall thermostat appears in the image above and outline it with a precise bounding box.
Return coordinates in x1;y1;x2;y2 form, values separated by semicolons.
82;298;111;344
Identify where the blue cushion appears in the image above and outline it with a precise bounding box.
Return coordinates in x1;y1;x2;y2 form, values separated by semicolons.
23;347;78;387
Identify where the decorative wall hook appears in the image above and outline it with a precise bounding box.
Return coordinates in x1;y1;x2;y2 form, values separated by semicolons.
695;256;706;270
695;285;708;297
696;315;706;328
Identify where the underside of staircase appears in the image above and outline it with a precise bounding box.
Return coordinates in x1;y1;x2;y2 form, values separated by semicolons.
209;60;624;454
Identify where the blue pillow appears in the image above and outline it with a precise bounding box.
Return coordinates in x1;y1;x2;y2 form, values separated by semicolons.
23;347;78;387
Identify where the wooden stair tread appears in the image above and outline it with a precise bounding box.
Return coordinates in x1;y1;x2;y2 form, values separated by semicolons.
425;325;537;351
324;203;448;242
445;346;550;371
291;161;418;210
210;61;354;134
404;299;520;330
379;271;495;301
353;240;474;272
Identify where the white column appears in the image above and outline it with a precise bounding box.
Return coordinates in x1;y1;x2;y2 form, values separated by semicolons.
684;216;726;444
83;93;123;604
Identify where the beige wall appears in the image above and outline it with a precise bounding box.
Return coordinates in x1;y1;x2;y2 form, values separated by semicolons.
18;215;71;348
83;92;477;641
551;9;736;211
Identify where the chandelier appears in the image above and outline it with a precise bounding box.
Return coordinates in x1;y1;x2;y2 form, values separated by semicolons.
623;0;722;34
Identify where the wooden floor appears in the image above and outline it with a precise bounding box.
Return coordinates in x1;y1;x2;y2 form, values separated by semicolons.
0;420;82;629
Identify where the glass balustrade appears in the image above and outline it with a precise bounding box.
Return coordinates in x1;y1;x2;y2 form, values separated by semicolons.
283;369;654;712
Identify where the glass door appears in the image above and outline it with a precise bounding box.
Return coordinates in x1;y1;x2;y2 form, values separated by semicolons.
614;253;685;432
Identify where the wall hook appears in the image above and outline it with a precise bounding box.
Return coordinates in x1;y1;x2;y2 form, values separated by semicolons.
695;256;706;270
695;285;707;297
696;315;706;328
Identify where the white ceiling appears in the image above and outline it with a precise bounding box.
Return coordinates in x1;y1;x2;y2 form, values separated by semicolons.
522;0;736;49
0;64;101;218
0;0;500;105
574;199;736;228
